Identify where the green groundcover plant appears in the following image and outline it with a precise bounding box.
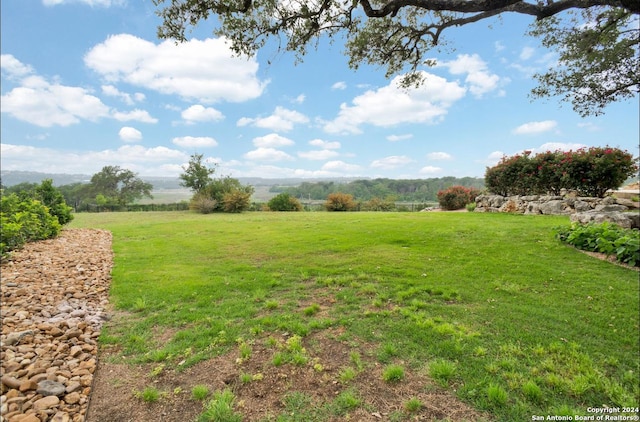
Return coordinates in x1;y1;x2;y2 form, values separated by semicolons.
555;222;639;266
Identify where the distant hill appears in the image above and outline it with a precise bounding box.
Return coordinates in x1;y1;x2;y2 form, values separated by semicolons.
0;170;366;189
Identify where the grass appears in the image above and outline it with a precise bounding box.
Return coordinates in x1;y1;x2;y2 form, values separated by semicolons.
135;386;162;403
191;385;210;401
197;389;242;422
382;364;406;383
69;211;640;421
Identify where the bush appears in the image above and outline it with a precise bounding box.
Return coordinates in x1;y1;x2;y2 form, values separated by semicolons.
437;186;480;210
268;193;303;211
555;222;639;266
189;193;217;214
1;193;61;258
222;190;252;213
34;179;74;225
324;193;357;211
485;147;638;197
361;197;396;211
190;176;254;213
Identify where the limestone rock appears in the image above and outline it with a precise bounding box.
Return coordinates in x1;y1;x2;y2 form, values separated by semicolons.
32;395;60;410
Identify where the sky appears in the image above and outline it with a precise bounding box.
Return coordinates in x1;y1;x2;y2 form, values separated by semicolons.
1;1;638;181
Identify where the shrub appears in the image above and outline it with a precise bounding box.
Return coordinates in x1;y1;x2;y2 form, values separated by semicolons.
485;147;638;197
437;185;480;210
222;190;252;213
1;193;61;258
189;193;217;214
268;192;303;211
33;179;74;225
324;192;357;211
361;197;396;211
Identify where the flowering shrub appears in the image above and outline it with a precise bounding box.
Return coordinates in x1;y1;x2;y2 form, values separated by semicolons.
485;147;637;197
437;186;481;210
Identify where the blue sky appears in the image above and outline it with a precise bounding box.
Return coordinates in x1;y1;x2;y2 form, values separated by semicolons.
1;1;638;180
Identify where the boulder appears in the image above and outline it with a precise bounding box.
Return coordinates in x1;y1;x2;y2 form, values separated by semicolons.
570;211;639;229
540;200;570;215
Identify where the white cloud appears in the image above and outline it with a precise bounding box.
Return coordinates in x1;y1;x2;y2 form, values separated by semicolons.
513;120;558;135
119;126;142;142
1;75;110;127
494;41;505;52
427;152;452;160
436;54;501;97
370;155;414;170
1;54;34;79
252;133;295;148
101;85;145;105
309;139;340;149
482;151;505;166
520;47;535;61
323;71;466;134
321;161;362;173
111;109;158;123
1;56;157;126
386;134;413;142
331;81;347;90
298;150;339;160
577;122;601;132
535;142;586;152
43;0;125;6
237;106;309;132
1;143;188;176
84;34;268;103
419;166;443;175
293;94;305;104
172;136;218;148
181;105;224;124
243;147;294;162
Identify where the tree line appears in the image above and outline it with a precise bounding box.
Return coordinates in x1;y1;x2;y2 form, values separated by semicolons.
270;177;485;202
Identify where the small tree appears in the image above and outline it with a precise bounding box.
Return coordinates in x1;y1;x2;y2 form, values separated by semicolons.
268;193;303;211
180;153;216;193
325;193;357;212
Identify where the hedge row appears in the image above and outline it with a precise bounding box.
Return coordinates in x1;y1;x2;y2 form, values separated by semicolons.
485;147;637;197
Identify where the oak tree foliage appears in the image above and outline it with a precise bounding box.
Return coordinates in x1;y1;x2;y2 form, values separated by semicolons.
88;166;153;206
153;0;638;116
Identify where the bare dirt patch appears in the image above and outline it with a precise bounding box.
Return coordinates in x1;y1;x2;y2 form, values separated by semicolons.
87;326;489;421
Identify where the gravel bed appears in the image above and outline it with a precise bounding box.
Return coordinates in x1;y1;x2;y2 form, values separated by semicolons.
1;229;113;422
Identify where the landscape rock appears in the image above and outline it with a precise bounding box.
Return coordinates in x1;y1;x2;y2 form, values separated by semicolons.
32;395;60;410
475;194;639;230
0;229;113;422
570;211;639;229
37;381;66;397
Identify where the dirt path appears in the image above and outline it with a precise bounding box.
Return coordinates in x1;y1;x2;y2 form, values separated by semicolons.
2;229;489;422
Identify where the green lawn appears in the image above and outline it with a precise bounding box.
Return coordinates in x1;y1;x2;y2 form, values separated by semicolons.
70;211;640;420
